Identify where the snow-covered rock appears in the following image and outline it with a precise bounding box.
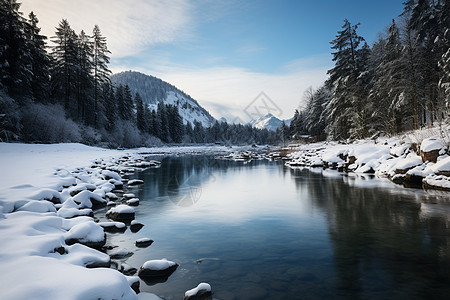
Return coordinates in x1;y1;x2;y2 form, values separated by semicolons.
98;221;127;233
184;283;212;300
138;259;178;278
64;221;106;249
106;205;135;222
127;198;140;206
128;179;144;186
420;137;446;163
72;190;106;209
109;248;133;259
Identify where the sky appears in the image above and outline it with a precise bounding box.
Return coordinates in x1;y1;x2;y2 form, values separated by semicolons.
20;0;405;122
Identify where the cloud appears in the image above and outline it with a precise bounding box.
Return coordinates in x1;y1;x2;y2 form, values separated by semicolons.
20;0;193;58
111;55;331;121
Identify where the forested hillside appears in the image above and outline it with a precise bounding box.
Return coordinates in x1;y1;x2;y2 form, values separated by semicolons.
0;1;280;147
289;0;450;141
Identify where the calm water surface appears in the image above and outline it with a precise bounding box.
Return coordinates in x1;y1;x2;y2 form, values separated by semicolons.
108;155;450;299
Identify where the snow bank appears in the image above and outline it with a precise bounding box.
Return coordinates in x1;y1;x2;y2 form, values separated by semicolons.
286;132;449;190
0;143;238;299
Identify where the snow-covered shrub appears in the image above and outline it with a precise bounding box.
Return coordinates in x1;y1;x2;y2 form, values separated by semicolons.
0;90;21;141
142;133;163;147
108;120;142;148
79;125;101;145
21;102;81;143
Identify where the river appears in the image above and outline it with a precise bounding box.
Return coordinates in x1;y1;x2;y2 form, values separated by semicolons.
106;155;450;299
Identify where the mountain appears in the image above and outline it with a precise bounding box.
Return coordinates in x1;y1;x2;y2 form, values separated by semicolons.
248;113;292;131
111;71;215;127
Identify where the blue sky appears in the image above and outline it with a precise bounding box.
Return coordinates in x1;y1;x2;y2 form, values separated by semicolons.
21;0;405;121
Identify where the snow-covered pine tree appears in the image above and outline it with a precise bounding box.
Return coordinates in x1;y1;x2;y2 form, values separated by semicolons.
370;19;408;134
326;19;367;140
304;85;331;139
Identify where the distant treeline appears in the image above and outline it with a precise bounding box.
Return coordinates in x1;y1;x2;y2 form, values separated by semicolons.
0;1;280;147
290;0;450;141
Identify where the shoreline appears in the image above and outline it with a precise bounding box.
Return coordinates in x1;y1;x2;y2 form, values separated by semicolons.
0;143;238;300
0;139;448;299
282;135;450;192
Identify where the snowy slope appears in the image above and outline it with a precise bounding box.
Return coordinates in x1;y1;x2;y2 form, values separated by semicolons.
248;113;290;131
111;71;215;127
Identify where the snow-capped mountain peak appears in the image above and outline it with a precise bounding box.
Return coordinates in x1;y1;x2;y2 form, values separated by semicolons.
248;113;283;131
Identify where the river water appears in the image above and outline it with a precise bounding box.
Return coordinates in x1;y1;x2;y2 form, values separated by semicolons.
107;155;450;299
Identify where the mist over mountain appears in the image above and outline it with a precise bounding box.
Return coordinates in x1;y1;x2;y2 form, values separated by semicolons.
111;71;215;127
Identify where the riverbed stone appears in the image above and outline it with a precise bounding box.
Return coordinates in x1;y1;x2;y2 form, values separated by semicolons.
130;221;144;233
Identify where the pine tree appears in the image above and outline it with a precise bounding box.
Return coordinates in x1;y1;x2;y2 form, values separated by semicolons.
151;109;161;138
122;84;134;121
167;104;184;143
102;82;116;131
75;30;93;123
92;25;111;128
0;0;31;98
143;104;152;134
51;19;78;114
23;11;51;102
135;92;146;132
157;102;170;142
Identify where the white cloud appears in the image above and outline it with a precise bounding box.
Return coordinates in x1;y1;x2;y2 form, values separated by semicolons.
20;0;193;58
111;55;331;121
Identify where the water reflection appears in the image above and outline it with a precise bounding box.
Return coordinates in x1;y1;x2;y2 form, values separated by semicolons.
113;156;450;299
288;167;450;299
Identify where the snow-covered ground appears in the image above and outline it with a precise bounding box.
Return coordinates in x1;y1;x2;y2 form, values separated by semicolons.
1;131;448;299
0;143;228;300
286;127;450;190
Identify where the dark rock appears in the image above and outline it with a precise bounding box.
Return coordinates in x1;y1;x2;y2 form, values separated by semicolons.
130;280;140;294
138;264;178;279
106;207;135;222
86;259;110;268
421;149;440;163
136;239;154;248
47;196;61;204
109;249;133;259
91;198;107;210
130;222;144;233
52;246;66;255
392;175;405;184
99;222;127;233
